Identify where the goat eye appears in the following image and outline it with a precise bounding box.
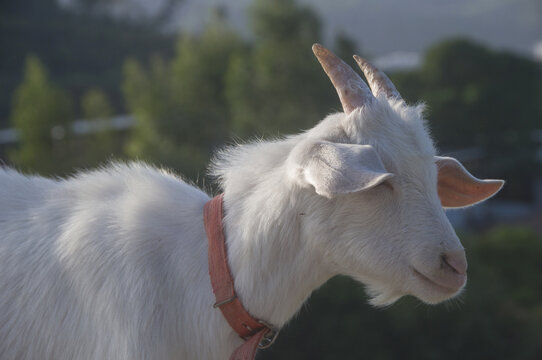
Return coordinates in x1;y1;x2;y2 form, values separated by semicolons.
380;181;394;192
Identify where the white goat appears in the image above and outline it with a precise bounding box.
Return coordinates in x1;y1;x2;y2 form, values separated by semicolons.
0;44;503;360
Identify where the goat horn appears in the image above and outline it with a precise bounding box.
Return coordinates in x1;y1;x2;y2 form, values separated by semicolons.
353;55;402;100
312;43;373;114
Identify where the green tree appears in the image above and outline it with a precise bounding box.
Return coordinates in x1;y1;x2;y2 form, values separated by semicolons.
225;0;343;138
171;8;244;148
81;89;114;119
8;55;73;175
123;56;184;169
0;0;175;128
78;88;118;167
123;10;243;179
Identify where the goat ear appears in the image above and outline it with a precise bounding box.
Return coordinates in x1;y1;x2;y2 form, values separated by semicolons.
435;156;504;208
290;141;393;198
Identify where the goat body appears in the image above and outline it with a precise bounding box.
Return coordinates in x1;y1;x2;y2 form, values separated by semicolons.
0;165;241;359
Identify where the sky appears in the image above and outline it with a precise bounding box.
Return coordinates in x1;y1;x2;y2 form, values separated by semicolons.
56;0;542;69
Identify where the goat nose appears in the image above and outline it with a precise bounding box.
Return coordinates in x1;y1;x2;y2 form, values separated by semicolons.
441;250;467;275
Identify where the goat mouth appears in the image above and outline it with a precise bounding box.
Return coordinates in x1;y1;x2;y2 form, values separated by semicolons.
412;268;463;294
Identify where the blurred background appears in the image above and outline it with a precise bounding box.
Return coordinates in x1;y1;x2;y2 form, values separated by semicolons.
1;0;541;358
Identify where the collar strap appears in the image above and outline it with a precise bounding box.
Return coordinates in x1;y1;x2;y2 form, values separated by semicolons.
204;194;279;360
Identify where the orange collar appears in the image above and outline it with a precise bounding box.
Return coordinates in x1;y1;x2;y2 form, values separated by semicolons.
203;194;279;360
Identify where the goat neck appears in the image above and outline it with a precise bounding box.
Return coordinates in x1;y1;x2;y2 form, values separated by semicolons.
219;173;334;327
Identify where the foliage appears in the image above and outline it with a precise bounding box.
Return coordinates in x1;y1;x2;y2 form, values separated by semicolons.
122;12;243;180
81;89;114;119
393;38;542;201
0;0;175;127
7;57;123;174
258;226;542;360
8;55;74;175
226;0;337;137
170;11;244;149
78;88;119;167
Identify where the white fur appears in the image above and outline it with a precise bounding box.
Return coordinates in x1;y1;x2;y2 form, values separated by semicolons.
1;97;472;359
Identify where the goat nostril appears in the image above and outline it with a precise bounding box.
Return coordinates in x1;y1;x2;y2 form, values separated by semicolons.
441;251;467;275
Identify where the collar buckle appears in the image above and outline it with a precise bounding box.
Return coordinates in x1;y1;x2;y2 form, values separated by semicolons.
257;320;280;349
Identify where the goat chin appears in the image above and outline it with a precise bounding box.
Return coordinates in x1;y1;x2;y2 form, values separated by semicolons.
366;287;403;307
